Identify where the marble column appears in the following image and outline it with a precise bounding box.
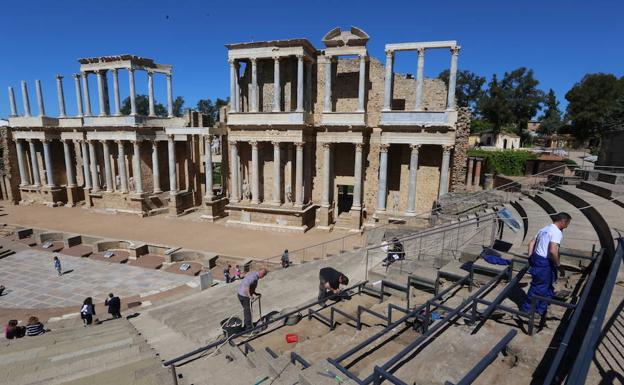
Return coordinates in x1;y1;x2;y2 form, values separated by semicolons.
357;55;366;112
295;142;304;206
28;140;40;187
8;87;18;117
204;136;213;200
21;81;31;117
466;157;474;189
353;143;363;210
383;51;393;111
73;74;84;117
168;135;178;194
305;61;312;112
117;141;128;193
147;71;156;117
81;141;91;189
250;58;258;112
56;75;66;118
152;141;161;193
63;140;76;187
42;139;54;187
35;80;45;117
89;141;99;192
82;73;92;117
229;60;237;113
229;141;239;202
128;69;137;116
96;71;107;117
166;73;174;117
473;158;483;187
447;47;460;110
112;69;121;116
438;145;452;197
102;141;113;192
377;144;389;211
321;143;331;207
415;48;425;110
272;141;281;204
133;141;143;194
15;140;29;186
323;57;332;112
406;144;421;214
296;55;304;112
250;141;259;204
273;57;281;112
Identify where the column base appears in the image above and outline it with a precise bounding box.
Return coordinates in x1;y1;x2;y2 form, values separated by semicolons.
404;210;417;217
65;185;80;207
318;205;334;228
200;196;228;222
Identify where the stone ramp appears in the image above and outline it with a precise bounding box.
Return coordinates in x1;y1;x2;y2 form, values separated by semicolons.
510;197;552;253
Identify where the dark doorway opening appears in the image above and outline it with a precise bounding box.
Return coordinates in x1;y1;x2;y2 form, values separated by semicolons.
337;185;353;216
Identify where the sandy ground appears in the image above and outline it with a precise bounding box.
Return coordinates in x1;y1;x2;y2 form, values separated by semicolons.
1;204;358;259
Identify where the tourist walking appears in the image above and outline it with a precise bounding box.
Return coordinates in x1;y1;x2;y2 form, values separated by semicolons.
223;264;232;283
53;256;62;276
234;265;242;280
105;293;122;319
80;297;96;326
318;267;349;302
520;212;571;315
237;268;267;331
281;249;290;268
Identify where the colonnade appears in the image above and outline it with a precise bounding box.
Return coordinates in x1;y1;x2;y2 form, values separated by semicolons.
323;54;367;112
466;157;484;189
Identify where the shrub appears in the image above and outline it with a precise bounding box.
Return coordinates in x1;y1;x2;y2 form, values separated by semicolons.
467;149;536;176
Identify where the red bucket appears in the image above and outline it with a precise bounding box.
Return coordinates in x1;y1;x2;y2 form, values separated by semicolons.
285;333;298;343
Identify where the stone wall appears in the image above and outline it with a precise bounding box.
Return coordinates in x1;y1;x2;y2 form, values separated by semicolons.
240;58;297;113
0;127;20;203
449;107;471;192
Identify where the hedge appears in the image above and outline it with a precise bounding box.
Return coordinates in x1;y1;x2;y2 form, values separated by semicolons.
467;149;537;176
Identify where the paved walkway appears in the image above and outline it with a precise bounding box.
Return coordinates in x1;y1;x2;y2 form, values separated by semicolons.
0;249;195;309
1;204;355;259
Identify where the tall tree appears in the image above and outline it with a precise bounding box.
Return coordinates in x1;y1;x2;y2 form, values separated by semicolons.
172;96;185;117
120;95;167;116
477;74;514;133
500;68;544;135
538;89;563;135
438;70;486;115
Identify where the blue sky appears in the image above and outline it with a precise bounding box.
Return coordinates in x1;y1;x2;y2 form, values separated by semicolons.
1;0;622;118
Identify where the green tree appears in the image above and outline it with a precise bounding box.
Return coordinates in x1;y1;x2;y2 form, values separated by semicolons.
538;89;563;136
438;70;486;115
172;96;185;117
197;97;229;125
478;74;514;133
120;95;167;116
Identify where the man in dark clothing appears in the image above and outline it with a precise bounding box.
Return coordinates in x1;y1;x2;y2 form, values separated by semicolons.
318;267;349;302
105;293;122;319
223;264;232;283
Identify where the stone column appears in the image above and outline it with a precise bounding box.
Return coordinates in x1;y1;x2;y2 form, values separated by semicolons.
473;158;483;187
353;143;363;210
377;144;389;211
295;142;304;206
229;141;239;202
321;143;331;207
305;61;312;112
250;58;258;112
323;56;332;112
73;74;84;117
168;135;178;194
128;69;137;116
466;157;474;189
42;139;54;187
152;141;161;193
415;48;425;110
273;57;281;112
89;141;99;192
447;46;460;110
383;51;393;111
81;141;91;189
8;87;18;117
204;136;213;200
28;140;40;187
229;60;237;113
56;75;66;118
296;55;304;112
96;71;107;117
133;141;143;194
102;141;113;192
234;63;240;113
272;141;281;204
82;73;92;117
21;81;31;117
111;69;121;116
35;80;45;116
63;140;76;187
357;55;366;112
147;71;156;117
438;145;452;197
406;144;421;214
166;73;174;117
250;141;260;204
117;141;128;193
15;140;29;186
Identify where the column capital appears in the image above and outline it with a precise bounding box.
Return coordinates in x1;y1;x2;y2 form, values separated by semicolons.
450;46;461;55
228;59;236;65
41;138;50;144
72;73;81;79
385;50;394;58
442;145;454;153
294;141;304;148
296;54;304;60
111;68;118;74
355;142;364;149
95;69;106;75
272;141;281;147
114;139;125;144
56;74;64;80
228;140;238;146
249;57;257;64
249;140;258;147
410;144;421;151
147;70;154;76
204;134;213;142
379;144;390;152
417;47;426;55
359;54;368;61
272;56;281;62
127;68;135;74
321;142;332;149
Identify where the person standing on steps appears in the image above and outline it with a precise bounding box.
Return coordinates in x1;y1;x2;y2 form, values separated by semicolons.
281;249;290;268
318;267;349;302
521;212;571;316
80;297;97;326
223;264;232;283
53;255;62;276
105;293;122;319
237;268;267;331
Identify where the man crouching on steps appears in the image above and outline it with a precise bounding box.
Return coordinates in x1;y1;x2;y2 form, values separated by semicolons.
237;268;267;331
318;267;349;303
